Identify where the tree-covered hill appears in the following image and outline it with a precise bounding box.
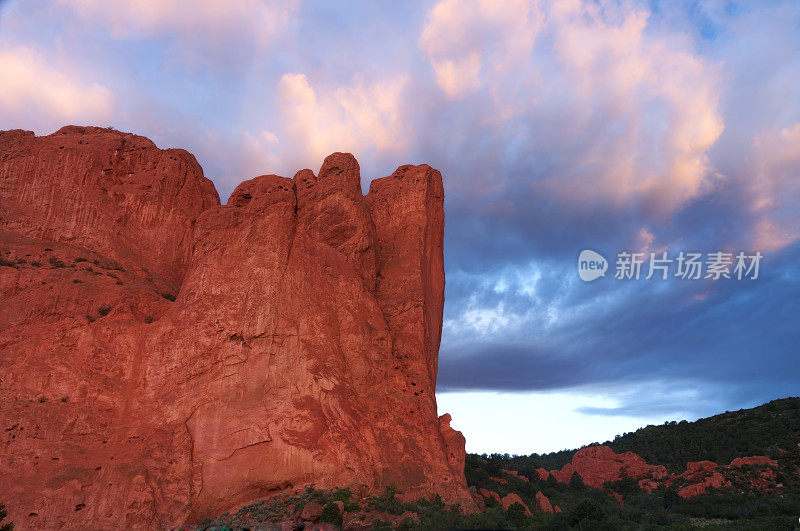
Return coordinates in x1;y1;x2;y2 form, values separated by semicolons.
605;397;800;472
472;397;800;474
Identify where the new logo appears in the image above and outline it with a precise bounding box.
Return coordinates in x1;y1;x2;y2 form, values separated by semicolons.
578;250;608;281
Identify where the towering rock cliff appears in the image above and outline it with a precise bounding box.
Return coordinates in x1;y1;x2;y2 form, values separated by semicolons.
0;127;474;528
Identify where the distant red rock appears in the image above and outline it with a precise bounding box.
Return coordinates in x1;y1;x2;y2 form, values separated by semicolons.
301;502;324;521
677;472;727;498
501;468;529;481
0;128;475;528
478;488;501;502
611;492;624;506
534;491;554;513
535;467;550;480
729;456;778;468
550;445;668;488
500;493;532;516
671;461;729;498
546;445;785;500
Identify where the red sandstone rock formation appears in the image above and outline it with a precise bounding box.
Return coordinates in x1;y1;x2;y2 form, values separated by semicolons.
535;467;550;481
534;491;553;514
729;456;778;468
546;446;749;499
0;127;474;528
672;461;729;498
500;493;532;516
550;445;668;488
501;468;529;482
478;488;501;502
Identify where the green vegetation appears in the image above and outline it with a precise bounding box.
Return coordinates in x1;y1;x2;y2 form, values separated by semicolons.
48;256;66;268
606;398;800;471
97;304;111;316
0;502;13;531
471;398;800;475
461;397;800;529
161;292;176;302
320;501;343;526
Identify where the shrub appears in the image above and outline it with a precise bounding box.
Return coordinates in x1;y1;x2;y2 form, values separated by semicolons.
319;502;342;526
161;292;176;302
48;257;66;268
0;256;16;267
506;501;528;528
97;305;111;316
144;315;154;324
74;257;89;263
30;261;41;267
369;485;404;515
570;471;585;490
0;502;14;531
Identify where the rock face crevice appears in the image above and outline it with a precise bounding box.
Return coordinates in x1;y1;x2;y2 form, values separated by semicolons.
0;129;474;528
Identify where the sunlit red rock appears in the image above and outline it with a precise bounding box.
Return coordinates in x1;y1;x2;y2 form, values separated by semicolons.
0;128;474;528
729;456;778;468
500;493;532;516
501;468;529;482
671;461;729;498
478;488;501;502
550;445;668;488
534;491;553;514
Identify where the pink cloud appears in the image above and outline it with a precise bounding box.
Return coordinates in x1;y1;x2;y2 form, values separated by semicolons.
277;72;411;170
420;0;724;217
0;45;114;133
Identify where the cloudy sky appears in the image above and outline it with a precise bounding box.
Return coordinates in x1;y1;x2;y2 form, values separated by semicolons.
1;0;798;454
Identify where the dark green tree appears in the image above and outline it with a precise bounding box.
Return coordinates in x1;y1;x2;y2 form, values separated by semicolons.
570;471;585;490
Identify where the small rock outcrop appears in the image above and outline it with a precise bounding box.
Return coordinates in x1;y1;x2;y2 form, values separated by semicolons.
500;493;532;516
534;491;554;514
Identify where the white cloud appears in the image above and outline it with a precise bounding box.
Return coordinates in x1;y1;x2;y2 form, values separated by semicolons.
277;72;410;166
0;45;114;132
419;0;543;97
59;0;297;67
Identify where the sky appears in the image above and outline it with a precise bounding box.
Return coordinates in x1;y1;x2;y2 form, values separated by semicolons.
0;0;798;454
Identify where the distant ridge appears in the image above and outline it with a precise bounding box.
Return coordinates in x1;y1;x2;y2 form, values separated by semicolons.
472;397;800;472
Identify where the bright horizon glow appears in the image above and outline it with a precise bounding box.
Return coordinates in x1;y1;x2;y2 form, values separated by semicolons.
438;390;694;455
